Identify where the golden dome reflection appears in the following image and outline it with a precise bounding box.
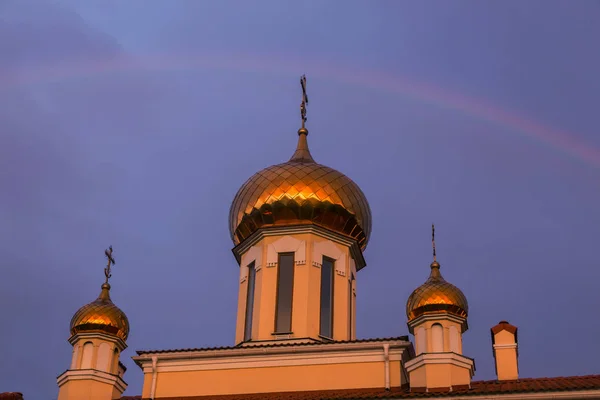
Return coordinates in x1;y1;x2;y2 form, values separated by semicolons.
70;283;130;341
406;261;468;321
229;129;372;250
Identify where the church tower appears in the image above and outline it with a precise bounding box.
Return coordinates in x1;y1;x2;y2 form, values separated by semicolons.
57;247;129;400
228;76;372;345
404;226;475;392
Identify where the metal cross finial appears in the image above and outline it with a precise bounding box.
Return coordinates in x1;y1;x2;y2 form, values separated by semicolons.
104;246;115;284
432;224;437;262
300;74;309;128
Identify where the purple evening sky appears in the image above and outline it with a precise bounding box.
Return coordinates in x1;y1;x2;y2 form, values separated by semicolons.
1;1;599;398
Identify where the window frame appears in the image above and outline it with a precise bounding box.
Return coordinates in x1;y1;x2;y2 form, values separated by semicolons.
319;256;335;339
243;261;257;341
274;252;295;334
348;273;355;339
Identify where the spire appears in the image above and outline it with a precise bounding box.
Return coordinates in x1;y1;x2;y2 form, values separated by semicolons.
290;75;315;163
430;224;441;278
432;224;437;263
289;130;315;163
98;283;112;301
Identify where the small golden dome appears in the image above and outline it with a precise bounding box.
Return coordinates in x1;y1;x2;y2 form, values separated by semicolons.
70;283;130;341
229;129;372;250
406;261;468;321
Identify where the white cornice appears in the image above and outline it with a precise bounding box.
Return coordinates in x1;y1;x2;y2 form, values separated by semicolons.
407;313;468;334
56;369;127;393
493;343;518;350
405;353;475;377
133;339;411;371
137;348;407;374
232;225;366;270
68;332;127;350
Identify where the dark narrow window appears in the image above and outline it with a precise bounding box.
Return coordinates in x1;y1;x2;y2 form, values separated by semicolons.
319;256;335;338
348;274;355;339
275;253;295;333
244;261;256;341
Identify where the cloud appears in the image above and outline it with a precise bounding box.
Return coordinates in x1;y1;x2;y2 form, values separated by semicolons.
0;2;160;397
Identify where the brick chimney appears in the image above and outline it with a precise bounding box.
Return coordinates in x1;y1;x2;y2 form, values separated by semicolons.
491;321;519;381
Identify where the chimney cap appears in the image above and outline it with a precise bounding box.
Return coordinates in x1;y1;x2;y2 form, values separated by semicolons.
491;321;518;344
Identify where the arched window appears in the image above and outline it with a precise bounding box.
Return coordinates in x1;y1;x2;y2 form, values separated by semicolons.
416;327;426;355
96;343;111;372
70;345;80;369
449;326;460;353
113;348;120;374
80;342;94;369
431;324;444;353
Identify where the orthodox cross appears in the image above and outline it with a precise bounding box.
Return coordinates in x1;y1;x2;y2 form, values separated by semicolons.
104;246;115;284
432;224;437;262
300;74;309;128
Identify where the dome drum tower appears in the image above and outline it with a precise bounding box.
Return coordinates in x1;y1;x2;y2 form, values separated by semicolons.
57;247;129;400
404;226;475;392
229;76;372;345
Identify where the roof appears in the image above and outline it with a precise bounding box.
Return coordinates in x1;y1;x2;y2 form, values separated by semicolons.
228;129;372;250
136;336;410;355
70;283;130;341
0;394;23;400
405;262;468;325
119;375;600;399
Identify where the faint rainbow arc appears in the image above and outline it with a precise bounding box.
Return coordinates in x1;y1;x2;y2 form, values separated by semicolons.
2;53;598;168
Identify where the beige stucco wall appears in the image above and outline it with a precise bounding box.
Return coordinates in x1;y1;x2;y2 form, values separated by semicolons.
409;311;469;357
419;319;463;354
409;363;471;389
493;329;518;380
145;360;402;398
57;332;127;400
234;233;357;344
407;313;473;391
142;373;153;398
494;329;513;343
57;379;116;400
70;337;122;374
494;348;518;380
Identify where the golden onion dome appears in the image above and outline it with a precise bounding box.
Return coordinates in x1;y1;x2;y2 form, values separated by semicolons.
406;261;468;322
229;128;372;250
70;283;130;341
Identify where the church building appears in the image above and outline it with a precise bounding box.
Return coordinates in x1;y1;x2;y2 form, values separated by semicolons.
3;77;599;400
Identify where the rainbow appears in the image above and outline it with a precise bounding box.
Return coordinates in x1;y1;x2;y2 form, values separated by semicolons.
2;52;598;168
